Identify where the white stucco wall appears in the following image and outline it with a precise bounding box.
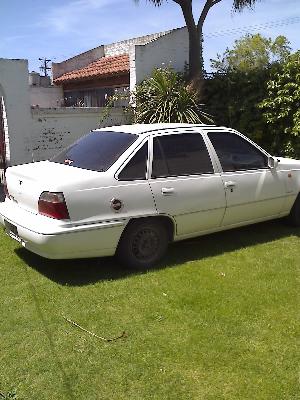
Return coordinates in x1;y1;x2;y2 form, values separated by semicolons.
130;27;189;92
31;107;129;161
30;86;64;107
0;59;33;166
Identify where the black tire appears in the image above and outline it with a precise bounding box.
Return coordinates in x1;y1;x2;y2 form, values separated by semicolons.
287;193;300;227
116;219;169;270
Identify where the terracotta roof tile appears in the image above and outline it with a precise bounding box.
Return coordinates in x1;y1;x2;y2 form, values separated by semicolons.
54;54;129;84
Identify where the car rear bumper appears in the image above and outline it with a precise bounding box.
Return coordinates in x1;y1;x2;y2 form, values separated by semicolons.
0;200;126;259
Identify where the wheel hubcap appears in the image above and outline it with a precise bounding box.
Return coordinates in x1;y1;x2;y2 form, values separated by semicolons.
132;228;159;260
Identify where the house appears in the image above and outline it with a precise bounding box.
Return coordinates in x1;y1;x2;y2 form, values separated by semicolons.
0;27;189;176
52;27;189;107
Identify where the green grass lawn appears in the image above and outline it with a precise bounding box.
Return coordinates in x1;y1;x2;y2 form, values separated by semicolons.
0;220;299;400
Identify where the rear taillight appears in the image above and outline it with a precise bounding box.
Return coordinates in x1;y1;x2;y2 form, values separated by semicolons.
38;192;70;220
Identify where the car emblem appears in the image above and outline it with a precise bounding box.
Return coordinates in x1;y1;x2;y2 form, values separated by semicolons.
19;180;23;185
110;198;123;212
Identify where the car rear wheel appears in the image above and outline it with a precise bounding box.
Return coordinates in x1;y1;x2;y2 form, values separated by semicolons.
117;219;169;269
287;193;300;227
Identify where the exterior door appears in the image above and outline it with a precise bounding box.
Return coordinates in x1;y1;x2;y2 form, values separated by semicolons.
206;130;286;226
149;132;226;237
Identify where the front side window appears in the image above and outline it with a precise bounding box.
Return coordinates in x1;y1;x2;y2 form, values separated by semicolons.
51;131;137;172
208;131;268;172
118;143;148;181
152;133;214;178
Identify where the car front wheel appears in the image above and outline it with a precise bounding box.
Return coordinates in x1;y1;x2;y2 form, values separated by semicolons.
117;219;169;269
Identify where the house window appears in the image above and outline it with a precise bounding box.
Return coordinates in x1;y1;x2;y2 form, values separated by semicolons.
64;88;114;107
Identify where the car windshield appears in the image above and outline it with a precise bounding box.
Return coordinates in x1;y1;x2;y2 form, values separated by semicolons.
50;130;137;172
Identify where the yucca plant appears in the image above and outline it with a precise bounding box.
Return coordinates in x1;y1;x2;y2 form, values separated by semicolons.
133;68;213;124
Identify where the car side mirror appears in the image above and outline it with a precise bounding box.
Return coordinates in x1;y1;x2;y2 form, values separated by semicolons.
268;156;279;169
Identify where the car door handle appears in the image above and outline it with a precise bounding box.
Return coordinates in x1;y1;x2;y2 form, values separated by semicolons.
161;187;174;195
224;181;237;189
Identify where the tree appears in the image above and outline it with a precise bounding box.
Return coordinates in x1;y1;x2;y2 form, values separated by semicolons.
211;34;291;73
259;51;300;158
136;0;259;84
204;34;291;152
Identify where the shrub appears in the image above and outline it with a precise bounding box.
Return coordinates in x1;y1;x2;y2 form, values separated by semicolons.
259;51;300;158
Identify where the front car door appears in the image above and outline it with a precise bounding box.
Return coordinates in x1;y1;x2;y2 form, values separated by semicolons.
205;129;287;226
148;129;226;238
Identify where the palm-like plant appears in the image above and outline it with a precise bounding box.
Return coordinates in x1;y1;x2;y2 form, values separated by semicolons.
136;0;259;83
134;68;213;123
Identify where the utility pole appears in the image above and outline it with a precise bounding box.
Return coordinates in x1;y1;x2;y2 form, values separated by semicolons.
39;57;52;77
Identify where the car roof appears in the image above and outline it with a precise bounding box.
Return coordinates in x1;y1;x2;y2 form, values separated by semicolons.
94;123;219;136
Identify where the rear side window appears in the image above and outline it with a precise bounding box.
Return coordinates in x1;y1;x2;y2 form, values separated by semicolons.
152;133;213;178
208;131;268;172
118;143;148;181
50;131;137;172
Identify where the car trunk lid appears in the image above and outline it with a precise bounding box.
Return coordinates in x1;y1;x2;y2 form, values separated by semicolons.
5;161;100;215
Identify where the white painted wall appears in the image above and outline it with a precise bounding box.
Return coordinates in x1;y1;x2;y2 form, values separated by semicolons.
0;59;33;166
31;107;129;161
30;86;64;108
130;27;189;92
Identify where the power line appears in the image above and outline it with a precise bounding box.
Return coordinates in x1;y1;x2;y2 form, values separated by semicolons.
204;16;300;38
31;15;300;71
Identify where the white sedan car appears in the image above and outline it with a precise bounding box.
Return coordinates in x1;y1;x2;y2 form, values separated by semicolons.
1;124;300;268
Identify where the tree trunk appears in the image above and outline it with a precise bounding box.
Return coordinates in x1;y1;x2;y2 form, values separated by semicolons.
179;1;204;96
179;2;201;80
178;0;219;96
188;26;202;81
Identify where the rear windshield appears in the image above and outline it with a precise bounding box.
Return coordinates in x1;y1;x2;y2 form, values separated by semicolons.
50;131;137;172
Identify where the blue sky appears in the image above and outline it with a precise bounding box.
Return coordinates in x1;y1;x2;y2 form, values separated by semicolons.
0;0;300;73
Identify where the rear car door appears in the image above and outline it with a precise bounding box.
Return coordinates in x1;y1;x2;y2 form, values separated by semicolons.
206;130;286;226
149;130;226;237
113;139;157;220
